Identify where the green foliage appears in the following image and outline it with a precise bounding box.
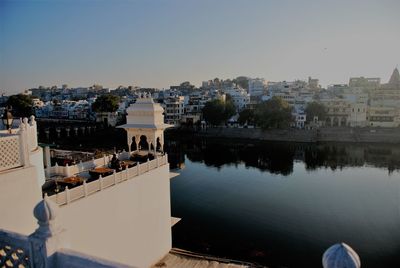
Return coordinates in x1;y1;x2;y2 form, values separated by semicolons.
305;102;327;122
6;94;34;117
92;94;120;113
233;76;249;90
238;109;255;125
224;95;236;119
202;99;235;126
254;97;292;129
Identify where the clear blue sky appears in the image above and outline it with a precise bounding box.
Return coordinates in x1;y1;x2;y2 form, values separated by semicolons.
1;0;399;94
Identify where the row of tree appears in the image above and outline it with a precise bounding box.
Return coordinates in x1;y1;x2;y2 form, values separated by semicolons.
203;96;327;129
3;94;120;118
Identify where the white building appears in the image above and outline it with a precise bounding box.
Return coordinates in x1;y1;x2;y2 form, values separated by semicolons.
0;95;179;268
223;87;250;112
0;117;45;234
163;96;185;126
248;78;266;98
292;110;307;129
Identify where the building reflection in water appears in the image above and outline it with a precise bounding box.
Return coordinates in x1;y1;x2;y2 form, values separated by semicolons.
165;137;400;175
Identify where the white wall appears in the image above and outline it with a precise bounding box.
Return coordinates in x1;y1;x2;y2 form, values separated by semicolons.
30;147;45;187
59;165;172;268
0;166;42;235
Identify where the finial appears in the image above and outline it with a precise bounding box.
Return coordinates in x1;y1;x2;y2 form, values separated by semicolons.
322;242;360;268
33;196;58;225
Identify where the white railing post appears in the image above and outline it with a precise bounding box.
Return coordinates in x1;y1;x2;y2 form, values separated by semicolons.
147;158;150;170
29;115;38;151
65;186;70;204
65;163;71;177
18;121;29;167
99;175;103;190
83;181;88;196
113;170;117;184
54;162;59;174
103;154;106;166
157;156;160;167
29;197;68;268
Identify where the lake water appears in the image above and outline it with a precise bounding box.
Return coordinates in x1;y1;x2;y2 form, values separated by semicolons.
166;138;400;268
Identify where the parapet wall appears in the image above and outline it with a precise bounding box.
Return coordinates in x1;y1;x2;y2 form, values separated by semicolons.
58;164;172;268
0;166;42;235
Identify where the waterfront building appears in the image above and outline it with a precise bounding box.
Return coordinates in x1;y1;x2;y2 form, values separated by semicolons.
292;110;307;129
321;98;351;127
0;95;178;267
367;68;400;127
182;92;210;125
342;93;368;127
367;106;399;127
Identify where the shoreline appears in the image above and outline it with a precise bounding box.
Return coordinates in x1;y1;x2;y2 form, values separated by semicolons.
167;127;400;144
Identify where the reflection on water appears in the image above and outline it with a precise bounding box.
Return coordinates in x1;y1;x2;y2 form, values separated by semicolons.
166;138;400;174
166;138;400;268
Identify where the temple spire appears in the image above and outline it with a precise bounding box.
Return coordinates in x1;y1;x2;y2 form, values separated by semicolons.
388;66;400;86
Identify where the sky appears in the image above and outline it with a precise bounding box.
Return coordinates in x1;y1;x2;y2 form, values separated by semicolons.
1;0;399;94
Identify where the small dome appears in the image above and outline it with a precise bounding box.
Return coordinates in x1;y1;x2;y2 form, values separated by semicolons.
33;197;58;223
322;243;360;268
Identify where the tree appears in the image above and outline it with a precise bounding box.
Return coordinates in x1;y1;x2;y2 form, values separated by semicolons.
92;94;120;113
6;94;34;117
233;76;249;90
305;102;327;123
224;94;236;118
238;109;255;125
202;99;235;126
255;96;292;129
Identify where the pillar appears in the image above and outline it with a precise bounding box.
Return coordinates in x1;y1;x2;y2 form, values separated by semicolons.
127;134;132;154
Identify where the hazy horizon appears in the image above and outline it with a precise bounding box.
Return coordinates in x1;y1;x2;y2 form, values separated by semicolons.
1;0;399;94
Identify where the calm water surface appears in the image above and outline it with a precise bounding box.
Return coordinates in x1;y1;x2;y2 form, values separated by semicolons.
167;139;400;268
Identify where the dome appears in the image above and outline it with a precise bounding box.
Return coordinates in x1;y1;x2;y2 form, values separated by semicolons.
322;243;360;268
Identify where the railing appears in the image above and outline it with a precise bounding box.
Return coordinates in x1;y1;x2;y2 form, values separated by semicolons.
0;229;33;267
45;150;132;177
0;135;23;172
0;116;39;173
48;155;168;206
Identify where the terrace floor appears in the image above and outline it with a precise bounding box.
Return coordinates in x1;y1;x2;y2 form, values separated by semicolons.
153;248;257;268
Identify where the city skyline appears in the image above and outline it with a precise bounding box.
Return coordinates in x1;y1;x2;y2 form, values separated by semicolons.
1;0;399;94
